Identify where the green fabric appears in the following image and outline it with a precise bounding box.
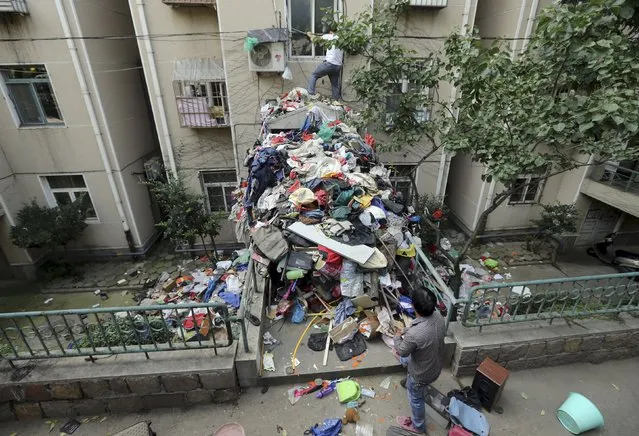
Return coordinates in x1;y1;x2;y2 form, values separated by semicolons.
318;123;336;142
244;37;259;51
335;189;354;207
331;206;351;221
484;258;499;269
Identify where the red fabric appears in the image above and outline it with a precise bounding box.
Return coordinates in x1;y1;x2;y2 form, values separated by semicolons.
364;133;376;149
432;209;444;220
449;425;473;436
318;245;342;265
302;132;314;141
315;189;328;207
287;179;301;193
271;135;286;144
328;119;342;127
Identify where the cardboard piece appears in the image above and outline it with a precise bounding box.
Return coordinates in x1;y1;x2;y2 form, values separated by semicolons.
329;317;358;344
351;295;376;310
288;222;375;264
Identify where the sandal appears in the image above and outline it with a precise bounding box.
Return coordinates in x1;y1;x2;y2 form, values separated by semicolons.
396;416;425;434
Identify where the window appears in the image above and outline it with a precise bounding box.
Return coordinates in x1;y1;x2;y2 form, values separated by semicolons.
509;175;545;204
385;80;434;128
290;0;338;57
41;175;97;219
201;170;237;213
2;65;63;126
173;80;229;128
389;165;416;203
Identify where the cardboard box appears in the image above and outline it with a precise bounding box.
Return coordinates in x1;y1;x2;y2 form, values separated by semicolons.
161;278;177;293
359;310;380;340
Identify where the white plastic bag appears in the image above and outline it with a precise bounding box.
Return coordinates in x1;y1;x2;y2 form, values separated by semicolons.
282;66;293;80
340;260;364;298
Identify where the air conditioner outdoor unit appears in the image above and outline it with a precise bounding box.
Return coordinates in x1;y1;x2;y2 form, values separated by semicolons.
409;0;448;7
248;42;287;72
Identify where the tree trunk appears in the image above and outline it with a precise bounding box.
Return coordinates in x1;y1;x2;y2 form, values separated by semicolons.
208;234;218;262
450;190;512;298
199;234;209;259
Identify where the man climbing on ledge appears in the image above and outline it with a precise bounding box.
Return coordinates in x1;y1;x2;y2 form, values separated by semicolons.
306;23;343;101
394;288;446;434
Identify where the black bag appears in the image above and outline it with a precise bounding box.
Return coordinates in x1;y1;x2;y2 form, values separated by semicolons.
334;333;367;361
308;332;328;352
443;386;482;411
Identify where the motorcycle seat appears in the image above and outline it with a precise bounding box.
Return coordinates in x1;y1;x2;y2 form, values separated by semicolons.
615;249;639;260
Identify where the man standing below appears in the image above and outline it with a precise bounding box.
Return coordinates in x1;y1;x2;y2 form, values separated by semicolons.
306;24;343;101
394;289;446;434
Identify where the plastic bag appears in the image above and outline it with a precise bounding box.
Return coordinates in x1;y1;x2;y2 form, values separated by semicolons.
243;37;259;51
282;66;293;80
309;418;342;436
291;300;307;324
318;123;336;142
340;260;364;298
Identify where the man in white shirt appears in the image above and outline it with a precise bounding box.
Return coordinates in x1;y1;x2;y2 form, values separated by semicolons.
307;25;343;100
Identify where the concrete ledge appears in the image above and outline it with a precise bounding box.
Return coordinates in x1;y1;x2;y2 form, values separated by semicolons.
0;345;239;421
450;314;639;376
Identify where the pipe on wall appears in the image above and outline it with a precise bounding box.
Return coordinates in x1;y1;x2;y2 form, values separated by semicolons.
54;0;135;252
134;0;178;178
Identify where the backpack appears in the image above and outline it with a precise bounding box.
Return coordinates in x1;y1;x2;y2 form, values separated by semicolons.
305;418;342;436
445;386;482;411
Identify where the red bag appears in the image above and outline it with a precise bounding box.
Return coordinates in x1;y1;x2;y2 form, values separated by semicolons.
448;424;473;436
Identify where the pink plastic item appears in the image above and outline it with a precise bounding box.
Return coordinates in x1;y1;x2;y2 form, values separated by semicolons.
214;423;245;436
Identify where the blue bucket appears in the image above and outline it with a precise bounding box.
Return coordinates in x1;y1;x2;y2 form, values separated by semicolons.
556;392;604;434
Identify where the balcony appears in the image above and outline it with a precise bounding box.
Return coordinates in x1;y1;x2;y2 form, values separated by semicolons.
581;162;639;218
162;0;216;6
0;0;28;14
409;0;448;7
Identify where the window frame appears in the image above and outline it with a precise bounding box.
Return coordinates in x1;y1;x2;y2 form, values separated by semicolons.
40;175;99;221
288;0;341;58
385;79;434;127
508;174;546;205
200;170;238;213
1;64;64;127
173;80;229;128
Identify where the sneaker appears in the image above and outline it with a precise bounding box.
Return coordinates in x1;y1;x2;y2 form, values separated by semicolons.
400;377;407;389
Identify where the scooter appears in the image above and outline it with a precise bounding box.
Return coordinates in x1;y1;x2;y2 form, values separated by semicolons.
587;233;639;272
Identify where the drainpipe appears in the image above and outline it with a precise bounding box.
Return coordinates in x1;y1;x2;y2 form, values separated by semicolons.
216;6;241;180
436;0;475;197
65;0;142;247
512;0;528;56
54;0;135;252
133;0;178;178
521;0;540;51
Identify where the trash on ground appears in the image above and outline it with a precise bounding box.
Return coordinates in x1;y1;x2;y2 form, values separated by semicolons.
59;419;81;434
380;376;392;389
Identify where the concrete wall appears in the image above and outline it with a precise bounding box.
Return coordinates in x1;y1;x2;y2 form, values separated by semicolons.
450;315;639;377
446;153;485;231
0;1;161;270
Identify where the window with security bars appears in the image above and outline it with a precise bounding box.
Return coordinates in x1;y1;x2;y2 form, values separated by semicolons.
385;80;434;128
2;65;63;126
389;165;416;204
201;170;237;213
173;81;229;128
41;175;97;219
509;175;545;204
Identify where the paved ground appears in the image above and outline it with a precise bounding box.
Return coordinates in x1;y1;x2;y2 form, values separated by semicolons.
4;357;638;435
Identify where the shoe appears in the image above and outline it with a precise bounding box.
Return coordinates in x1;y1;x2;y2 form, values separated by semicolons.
309;94;320;100
396;416;425;434
400;377;407;389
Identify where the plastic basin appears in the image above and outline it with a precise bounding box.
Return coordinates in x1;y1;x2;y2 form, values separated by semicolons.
556;392;604;434
213;423;245;436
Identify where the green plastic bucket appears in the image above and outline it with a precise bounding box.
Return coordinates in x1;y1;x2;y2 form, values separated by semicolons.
556;392;604;434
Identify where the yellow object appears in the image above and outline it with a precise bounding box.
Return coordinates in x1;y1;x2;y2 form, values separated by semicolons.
291;317;320;371
352;194;373;209
396;244;416;257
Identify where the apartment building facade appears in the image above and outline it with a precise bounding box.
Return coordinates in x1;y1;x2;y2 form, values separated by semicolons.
0;0;160;278
128;0;479;243
446;0;639;246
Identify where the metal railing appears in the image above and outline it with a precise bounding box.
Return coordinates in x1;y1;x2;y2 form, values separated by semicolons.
589;162;639;195
0;302;243;366
461;272;639;330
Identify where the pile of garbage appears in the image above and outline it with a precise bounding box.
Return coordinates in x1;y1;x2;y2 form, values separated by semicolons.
132;250;250;343
230;88;451;372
